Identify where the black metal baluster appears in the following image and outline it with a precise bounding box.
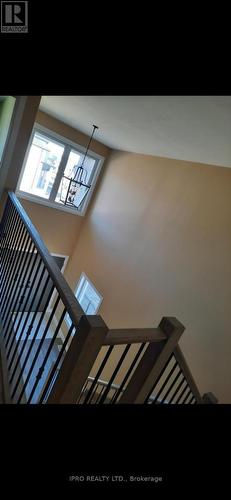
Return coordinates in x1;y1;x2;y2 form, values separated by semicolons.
168;375;186;403
0;197;10;244
87;378;106;404
1;245;28;326
38;321;75;404
187;395;195;404
1;228;29;324
93;383;106;404
7;263;48;374
0;203;17;289
5;255;43;348
144;354;174;403
8;269;51;381
0;219;26;313
0;201;15;281
0;206;19;320
89;383;102;404
82;380;92;402
11;295;61;401
10;280;55;395
76;368;89;403
83;345;114;404
0;213;23;306
151;361;178;404
5;252;41;351
159;369;182;404
99;344;131;404
181;389;192;404
174;381;188;403
25;308;67;404
3;242;36;345
111;343;146;404
2;233;32;326
0;211;24;297
42;364;60;401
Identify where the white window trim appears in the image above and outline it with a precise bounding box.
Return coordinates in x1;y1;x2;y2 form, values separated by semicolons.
16;123;105;217
51;252;69;273
76;271;103;313
65;272;103;328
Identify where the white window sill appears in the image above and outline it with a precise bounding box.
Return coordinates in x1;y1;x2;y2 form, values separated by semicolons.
16;191;85;217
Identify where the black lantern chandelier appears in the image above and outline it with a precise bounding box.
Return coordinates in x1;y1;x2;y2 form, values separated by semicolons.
60;124;98;209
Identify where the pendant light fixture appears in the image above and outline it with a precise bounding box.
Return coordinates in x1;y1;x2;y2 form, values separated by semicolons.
60;124;98;210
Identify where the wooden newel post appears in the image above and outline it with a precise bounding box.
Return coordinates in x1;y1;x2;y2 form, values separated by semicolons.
47;315;108;404
202;392;218;404
119;317;185;404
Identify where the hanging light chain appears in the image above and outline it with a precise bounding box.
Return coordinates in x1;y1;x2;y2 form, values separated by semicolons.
74;124;99;180
61;124;99;209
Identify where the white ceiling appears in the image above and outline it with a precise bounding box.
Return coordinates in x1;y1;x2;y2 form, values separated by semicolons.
40;96;231;167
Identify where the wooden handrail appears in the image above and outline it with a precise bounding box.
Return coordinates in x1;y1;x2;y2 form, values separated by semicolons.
104;327;166;345
7;192;84;329
173;345;203;403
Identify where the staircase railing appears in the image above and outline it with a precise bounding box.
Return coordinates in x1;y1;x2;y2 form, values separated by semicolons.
75;318;203;404
0;192;108;403
0;192;216;404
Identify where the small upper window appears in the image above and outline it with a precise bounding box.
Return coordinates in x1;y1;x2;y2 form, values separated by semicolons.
16;125;104;215
66;273;103;327
76;273;103;314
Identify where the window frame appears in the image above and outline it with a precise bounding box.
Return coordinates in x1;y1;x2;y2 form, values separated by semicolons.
75;272;103;314
66;272;103;327
16;123;105;216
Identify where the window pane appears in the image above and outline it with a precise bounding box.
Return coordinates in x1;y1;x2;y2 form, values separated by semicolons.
65;274;102;328
79;282;101;311
19;132;64;199
55;150;81;203
77;276;101;313
76;278;102;314
85;302;96;314
55;149;97;207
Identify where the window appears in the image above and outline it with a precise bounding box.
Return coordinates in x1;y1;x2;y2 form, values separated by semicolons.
66;273;103;326
16;125;104;215
76;273;103;314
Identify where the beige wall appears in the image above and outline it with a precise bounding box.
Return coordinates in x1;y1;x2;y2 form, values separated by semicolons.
64;150;231;403
20;199;83;256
